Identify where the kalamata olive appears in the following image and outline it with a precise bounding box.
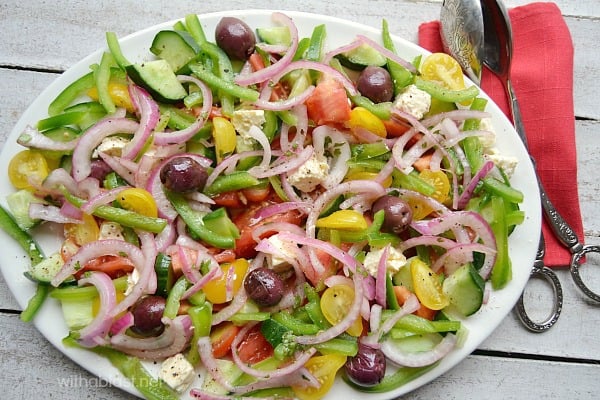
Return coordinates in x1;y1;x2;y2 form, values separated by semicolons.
131;295;166;336
89;159;112;182
160;156;208;193
372;195;413;234
215;17;256;60
356;66;394;103
345;343;386;387
244;267;284;307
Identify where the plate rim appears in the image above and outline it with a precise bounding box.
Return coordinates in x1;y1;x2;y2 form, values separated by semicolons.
0;8;541;400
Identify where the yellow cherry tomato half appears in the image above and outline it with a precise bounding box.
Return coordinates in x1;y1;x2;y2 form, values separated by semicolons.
320;284;363;337
316;209;368;232
8;150;49;190
410;258;449;310
292;354;347;400
202;258;249;304
347;106;387;138
64;213;100;246
212;116;237;163
116;188;158;218
88;82;135;113
420;52;466;91
407;169;451;220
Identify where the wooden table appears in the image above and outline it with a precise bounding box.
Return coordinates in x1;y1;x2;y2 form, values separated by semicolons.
1;0;598;398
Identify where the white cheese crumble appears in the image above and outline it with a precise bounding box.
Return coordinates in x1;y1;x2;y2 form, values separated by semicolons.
486;148;519;178
265;235;297;268
287;152;330;192
393;84;432;120
159;353;195;393
231;109;266;151
363;246;407;278
98;221;125;241
91;136;130;158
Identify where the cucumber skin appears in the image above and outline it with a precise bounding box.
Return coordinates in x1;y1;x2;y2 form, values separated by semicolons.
126;60;187;104
150;30;199;74
442;264;485;317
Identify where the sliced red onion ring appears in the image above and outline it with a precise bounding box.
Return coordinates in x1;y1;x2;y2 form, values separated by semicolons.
97;152;137;186
109;312;134;336
249;145;314;179
253;85;316;111
71;118;139;182
431;242;495;275
43;168;83;197
110;315;192;359
381;333;457;367
370;303;383;333
421;109;489;128
51;239;145;287
18;125;79;152
122;84;159;159
457;160;494;209
235;12;298;86
77;271;116;347
28;203;82;224
375;245;390;308
312;125;351;189
80;187;128;214
250;201;311;225
362;294;420;348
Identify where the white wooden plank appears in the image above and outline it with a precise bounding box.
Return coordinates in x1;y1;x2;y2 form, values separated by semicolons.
1;312;598;400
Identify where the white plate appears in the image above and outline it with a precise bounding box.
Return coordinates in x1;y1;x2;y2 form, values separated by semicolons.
0;9;541;400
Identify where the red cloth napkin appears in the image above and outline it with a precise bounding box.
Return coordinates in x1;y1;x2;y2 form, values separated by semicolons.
418;2;583;267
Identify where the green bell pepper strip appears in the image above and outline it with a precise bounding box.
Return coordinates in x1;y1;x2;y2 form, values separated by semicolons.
95;52;117;114
314;337;358;357
488;196;512;289
343;362;438;393
0;205;44;265
186;302;212;365
165;190;236;249
203;171;262;197
229;311;271;324
481;177;524;204
461;97;488;173
20;284;49;322
63;191;167;233
105;32;131;69
382;19;414;93
37;111;87;132
392;169;436;196
272;311;321;335
48;72;95;116
50;276;129;301
198;41;236;116
63;335;179;400
189;63;260;102
414;76;480;103
158;104;197;130
304;284;331;329
305;24;327;62
386;274;400;311
184;13;207;45
164;276;188;319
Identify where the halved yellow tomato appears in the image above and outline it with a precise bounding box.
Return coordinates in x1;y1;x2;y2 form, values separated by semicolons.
116;188;158;218
410;258;449;310
320;284;363;336
420;53;465;91
292;354;347;400
64;213;100;246
202;258;249;304
408;169;451;220
88;82;134;113
8;150;49;190
316;209;368;232
212;116;237;163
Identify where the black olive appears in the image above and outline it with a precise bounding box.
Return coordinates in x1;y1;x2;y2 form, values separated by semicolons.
215;17;256;60
243;267;284;307
130;295;166;336
345;343;386;387
89;159;112;182
372;195;413;234
357;66;394;103
159;156;208;193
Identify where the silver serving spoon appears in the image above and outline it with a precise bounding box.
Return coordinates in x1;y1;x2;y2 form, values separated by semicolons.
440;0;564;332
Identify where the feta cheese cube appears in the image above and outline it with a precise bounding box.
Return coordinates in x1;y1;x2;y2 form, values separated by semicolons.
159;353;196;393
231;109;266;150
265;235;297;268
98;221;125;241
393;84;432;120
478;117;497;149
363;247;407;277
486;149;518;178
91;136;130;158
287;152;329;192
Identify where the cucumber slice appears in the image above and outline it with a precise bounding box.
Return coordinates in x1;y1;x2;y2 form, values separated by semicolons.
150;30;199;74
6;189;45;231
335;43;387;70
126;60;187;103
154;252;174;298
27;252;65;284
60;298;94;330
442;263;485;316
256;26;291;45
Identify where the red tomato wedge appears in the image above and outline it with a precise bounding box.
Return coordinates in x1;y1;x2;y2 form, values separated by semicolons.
236;324;274;364
74;255;135;280
210;322;240;358
306;78;351;126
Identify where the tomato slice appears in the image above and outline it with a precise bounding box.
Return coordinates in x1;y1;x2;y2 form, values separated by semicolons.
320;284;363;337
202;258;249;304
75;255;135;279
410;258;449;310
305;78;351;126
8;150;49;190
420;53;465;91
116;187;158;218
236;324;274;364
210;321;240;358
292;354;347;400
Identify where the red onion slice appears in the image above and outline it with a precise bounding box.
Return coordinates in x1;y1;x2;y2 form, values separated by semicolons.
375;245;390;308
381;333;457;367
18;125;79;152
77;271;117;347
28;203;82;224
122;84;159;159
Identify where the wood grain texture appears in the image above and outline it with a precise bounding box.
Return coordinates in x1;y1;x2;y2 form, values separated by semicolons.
0;1;598;399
